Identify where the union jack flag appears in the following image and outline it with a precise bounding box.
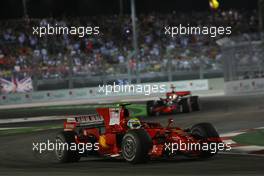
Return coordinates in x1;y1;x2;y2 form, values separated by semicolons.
0;76;33;93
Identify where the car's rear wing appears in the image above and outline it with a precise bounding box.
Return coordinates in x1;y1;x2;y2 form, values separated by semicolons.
166;91;191;98
64;114;104;130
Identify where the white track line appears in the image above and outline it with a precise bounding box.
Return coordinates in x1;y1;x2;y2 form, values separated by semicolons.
220;151;264;157
0;127;30;131
220;132;246;137
231;146;264;152
222;139;236;144
0;116;66;124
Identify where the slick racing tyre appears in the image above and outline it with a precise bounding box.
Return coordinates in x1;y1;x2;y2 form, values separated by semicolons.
55;131;80;163
180;98;191;113
190;96;200;111
191;123;220;158
146;101;155;116
122;129;153;164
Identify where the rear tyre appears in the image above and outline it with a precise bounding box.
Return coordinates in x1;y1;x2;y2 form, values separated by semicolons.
191;123;220;158
146;101;155;116
122;129;153;164
55;131;80;163
191;96;200;111
180;98;190;113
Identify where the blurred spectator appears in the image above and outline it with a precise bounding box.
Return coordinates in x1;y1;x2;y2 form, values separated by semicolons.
0;10;260;80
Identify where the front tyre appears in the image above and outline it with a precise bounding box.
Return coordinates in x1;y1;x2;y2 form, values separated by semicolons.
55;131;80;163
180;98;191;113
122;129;152;164
191;96;200;111
191;123;220;158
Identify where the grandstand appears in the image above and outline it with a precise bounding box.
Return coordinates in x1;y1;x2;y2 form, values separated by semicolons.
0;0;262;91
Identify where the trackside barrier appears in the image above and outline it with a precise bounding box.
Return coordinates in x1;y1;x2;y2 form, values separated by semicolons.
0;79;209;105
225;78;264;95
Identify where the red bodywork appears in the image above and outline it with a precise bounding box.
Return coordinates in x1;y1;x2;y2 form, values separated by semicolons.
63;107;221;159
150;91;192;114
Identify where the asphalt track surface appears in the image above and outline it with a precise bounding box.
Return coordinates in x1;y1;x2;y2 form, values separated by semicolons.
1;94;264;176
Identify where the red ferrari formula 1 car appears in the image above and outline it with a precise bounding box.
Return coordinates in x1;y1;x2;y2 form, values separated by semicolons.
55;105;221;164
146;87;200;116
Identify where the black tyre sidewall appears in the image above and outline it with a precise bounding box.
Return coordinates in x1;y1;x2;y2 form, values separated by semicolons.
191;123;220;158
55;131;80;163
122;129;152;164
181;98;190;113
191;96;200;111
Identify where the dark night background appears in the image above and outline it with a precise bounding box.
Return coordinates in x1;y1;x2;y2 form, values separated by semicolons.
0;0;258;19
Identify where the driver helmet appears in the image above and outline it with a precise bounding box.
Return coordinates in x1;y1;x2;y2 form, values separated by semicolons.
127;118;141;129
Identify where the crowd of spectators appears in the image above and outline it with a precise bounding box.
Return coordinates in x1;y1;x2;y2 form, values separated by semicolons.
0;9;260;80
